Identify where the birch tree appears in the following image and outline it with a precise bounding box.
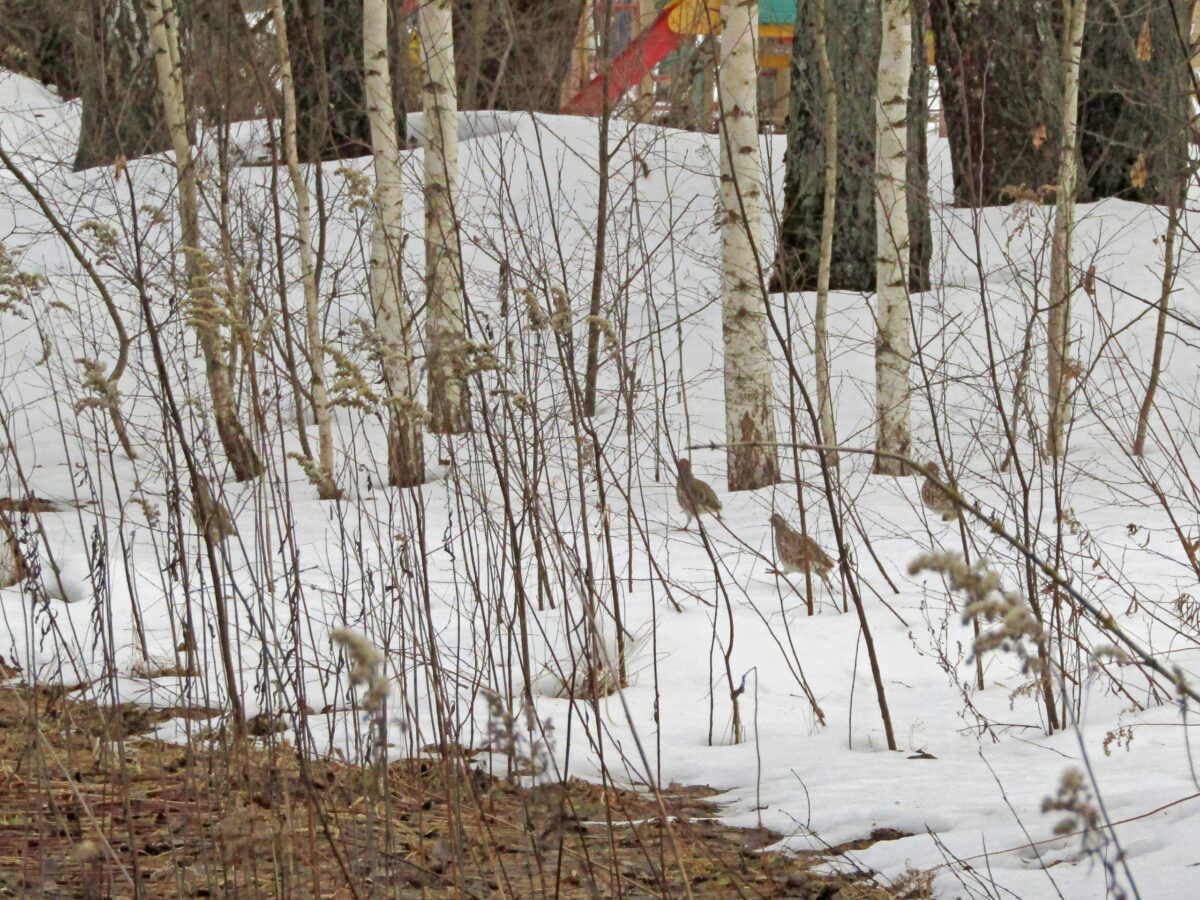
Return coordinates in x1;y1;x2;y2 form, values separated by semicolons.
872;0;913;477
719;0;779;492
269;0;339;499
1047;0;1087;459
364;0;424;486
419;0;471;434
812;0;837;462
145;0;261;481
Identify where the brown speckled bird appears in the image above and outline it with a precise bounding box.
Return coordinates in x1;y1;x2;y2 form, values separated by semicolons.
921;463;960;522
675;458;722;530
769;514;835;588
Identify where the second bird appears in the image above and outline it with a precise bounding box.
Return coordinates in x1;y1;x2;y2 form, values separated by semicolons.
769;513;835;590
675;458;722;530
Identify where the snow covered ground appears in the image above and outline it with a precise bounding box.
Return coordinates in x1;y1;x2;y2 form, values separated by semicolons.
3;68;1200;897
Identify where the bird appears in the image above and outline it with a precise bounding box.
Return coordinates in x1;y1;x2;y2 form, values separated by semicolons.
193;474;238;543
769;513;835;590
921;462;960;522
675;458;722;530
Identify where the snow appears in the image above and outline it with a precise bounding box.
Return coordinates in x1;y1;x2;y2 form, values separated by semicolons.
2;67;1200;897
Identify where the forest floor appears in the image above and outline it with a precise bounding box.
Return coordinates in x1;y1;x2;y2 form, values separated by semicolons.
0;680;916;898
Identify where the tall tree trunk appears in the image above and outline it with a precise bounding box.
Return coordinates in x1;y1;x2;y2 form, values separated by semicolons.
872;0;914;477
933;0;1188;207
270;0;339;498
719;0;780;492
420;0;471;435
1047;0;1087;460
929;0;1061;206
146;0;261;481
286;0;372;160
771;0;930;293
812;0;838;462
452;0;585;111
364;0;425;487
74;0;169;171
1078;0;1190;204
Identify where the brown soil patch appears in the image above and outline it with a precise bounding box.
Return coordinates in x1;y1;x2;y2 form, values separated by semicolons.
0;684;917;898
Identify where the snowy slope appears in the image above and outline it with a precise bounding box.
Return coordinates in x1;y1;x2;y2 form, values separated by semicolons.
2;68;1200;897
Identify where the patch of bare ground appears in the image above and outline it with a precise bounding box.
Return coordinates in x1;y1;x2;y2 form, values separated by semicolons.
0;684;925;898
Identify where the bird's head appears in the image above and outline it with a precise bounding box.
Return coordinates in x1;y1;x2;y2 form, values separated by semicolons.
675;458;691;474
926;461;940;475
769;513;786;529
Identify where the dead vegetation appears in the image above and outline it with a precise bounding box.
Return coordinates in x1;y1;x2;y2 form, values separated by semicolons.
0;683;918;898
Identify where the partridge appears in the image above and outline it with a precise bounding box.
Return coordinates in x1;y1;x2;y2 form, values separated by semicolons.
675;458;722;530
920;463;959;522
769;513;835;588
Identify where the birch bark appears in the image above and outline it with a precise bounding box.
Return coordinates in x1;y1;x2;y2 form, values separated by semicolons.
146;0;261;481
364;0;425;485
719;0;779;491
270;0;339;498
419;0;471;434
872;0;913;476
1047;0;1087;459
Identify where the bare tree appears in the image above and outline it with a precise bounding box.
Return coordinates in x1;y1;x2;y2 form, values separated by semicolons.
269;0;339;498
365;0;424;486
145;0;261;481
872;0;914;476
1047;0;1087;459
420;0;471;435
719;0;779;492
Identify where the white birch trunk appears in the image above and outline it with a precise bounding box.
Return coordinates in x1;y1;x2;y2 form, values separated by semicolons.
872;0;913;476
270;0;339;499
719;0;779;492
1047;0;1086;459
813;0;838;465
419;0;471;435
145;0;261;481
364;0;424;486
0;514;20;589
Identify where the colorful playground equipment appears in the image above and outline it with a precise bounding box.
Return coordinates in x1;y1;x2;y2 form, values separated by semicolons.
562;0;797;123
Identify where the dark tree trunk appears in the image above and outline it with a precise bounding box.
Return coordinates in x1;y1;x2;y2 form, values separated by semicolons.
72;0;169;171
285;0;368;160
771;0;931;294
453;0;585;112
283;0;406;161
929;0;1061;207
907;2;933;293
933;0;1189;207
1078;0;1191;204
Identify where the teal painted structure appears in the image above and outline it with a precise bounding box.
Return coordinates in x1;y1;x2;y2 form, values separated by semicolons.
760;0;798;26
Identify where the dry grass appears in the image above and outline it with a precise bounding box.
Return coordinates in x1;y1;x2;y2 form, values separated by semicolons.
0;683;916;898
